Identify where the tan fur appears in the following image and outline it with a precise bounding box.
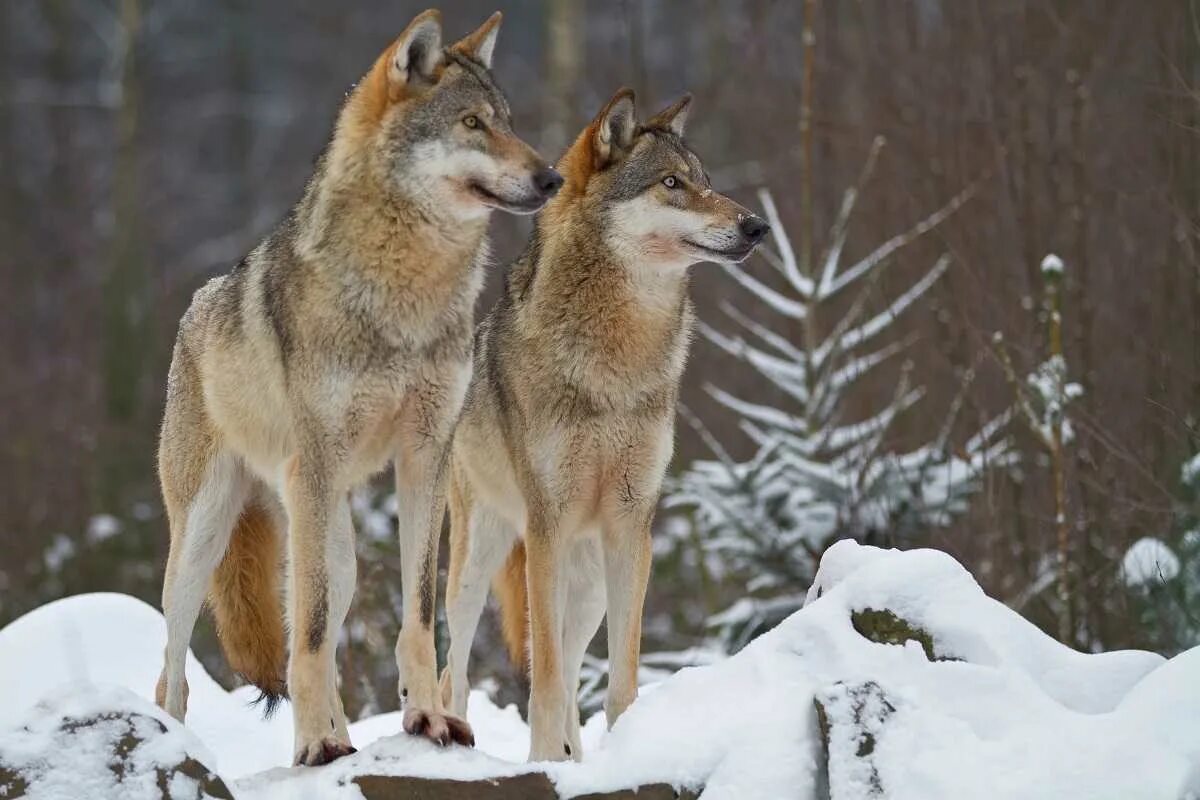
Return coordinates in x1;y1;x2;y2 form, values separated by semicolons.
441;89;768;762
208;504;287;699
153;10;557;767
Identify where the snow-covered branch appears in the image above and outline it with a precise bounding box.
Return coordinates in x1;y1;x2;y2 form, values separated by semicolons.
664;142;1008;654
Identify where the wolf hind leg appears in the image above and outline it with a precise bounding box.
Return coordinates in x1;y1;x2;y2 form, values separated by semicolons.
442;490;518;719
157;449;249;721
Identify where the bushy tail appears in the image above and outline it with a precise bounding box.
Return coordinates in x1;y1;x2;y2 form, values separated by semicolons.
493;540;529;671
208;503;288;715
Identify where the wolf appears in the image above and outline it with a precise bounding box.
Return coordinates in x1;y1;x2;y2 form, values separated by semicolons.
152;9;562;766
438;88;769;761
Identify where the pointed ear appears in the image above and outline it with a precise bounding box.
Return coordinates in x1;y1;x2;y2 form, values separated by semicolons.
452;11;502;69
388;9;443;91
646;93;692;137
592;88;638;169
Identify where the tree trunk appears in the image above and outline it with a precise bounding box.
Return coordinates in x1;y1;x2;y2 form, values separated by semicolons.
99;0;146;514
543;0;582;155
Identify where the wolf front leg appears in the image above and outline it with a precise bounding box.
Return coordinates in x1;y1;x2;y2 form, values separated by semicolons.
283;450;357;766
559;537;606;761
525;511;571;762
324;498;357;744
393;437;474;747
601;510;653;729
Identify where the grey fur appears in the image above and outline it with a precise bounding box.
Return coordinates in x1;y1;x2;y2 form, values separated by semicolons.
442;91;769;762
153;11;557;768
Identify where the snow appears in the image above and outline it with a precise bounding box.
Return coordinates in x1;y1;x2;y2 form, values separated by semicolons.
1025;354;1082;445
85;514;123;544
1123;537;1182;586
0;592;295;777
3;544;1199;799
42;534;75;572
1041;253;1065;275
1184;452;1200;488
0;685;218;800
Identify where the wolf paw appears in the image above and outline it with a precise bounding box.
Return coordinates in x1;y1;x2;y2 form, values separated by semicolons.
294;737;357;767
403;708;475;747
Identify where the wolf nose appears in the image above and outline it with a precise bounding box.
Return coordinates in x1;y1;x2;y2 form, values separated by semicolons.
533;167;564;196
740;215;770;242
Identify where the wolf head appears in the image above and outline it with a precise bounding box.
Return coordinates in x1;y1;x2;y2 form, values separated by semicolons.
547;88;769;268
343;10;561;218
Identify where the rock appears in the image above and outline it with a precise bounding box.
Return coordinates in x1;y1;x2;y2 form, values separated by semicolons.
352;773;699;800
354;773;558;800
0;764;29;798
0;702;232;800
572;785;699;800
814;681;896;800
850;608;942;660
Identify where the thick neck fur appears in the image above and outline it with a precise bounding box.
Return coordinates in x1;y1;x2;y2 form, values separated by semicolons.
506;212;693;408
292;90;488;325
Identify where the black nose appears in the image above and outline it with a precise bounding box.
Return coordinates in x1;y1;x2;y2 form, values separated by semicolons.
740;215;770;242
533;167;564;196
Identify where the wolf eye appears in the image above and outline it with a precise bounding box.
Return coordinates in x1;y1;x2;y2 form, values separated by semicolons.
463;115;479;129
662;175;679;188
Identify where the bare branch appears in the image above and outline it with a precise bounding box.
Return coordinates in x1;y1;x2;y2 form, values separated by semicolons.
821;181;978;300
818;135;886;294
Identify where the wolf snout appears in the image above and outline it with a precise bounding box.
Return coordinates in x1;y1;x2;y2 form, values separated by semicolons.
532;166;564;197
740;215;770;243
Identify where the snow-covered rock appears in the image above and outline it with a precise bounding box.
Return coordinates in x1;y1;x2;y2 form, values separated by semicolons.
0;685;231;800
0;592;296;777
1;542;1197;799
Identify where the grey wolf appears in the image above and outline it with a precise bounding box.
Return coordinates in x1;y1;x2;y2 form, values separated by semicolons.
439;88;769;761
153;8;561;766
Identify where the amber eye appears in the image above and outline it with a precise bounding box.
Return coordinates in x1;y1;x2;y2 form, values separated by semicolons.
463;115;479;129
662;175;679;189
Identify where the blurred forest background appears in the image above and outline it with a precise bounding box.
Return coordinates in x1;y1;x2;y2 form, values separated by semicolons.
2;0;1199;719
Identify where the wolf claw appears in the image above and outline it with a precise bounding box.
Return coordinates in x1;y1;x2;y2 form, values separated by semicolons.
403;708;475;747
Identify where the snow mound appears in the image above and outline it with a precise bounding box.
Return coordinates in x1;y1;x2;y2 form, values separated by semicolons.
0;592;294;777
2;543;1198;799
0;592;543;782
0;685;230;800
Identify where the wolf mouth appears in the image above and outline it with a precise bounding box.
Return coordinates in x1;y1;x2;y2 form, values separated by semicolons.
683;239;755;262
469;182;547;214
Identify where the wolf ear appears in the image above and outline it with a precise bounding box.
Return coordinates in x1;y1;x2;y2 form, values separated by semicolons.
389;9;443;89
592;88;637;169
452;11;501;69
647;93;692;137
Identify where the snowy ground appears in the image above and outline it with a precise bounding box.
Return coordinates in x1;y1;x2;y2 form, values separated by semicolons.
2;542;1199;799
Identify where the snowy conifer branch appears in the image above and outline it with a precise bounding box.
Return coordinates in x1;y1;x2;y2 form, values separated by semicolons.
718;260;808;319
755;188;812;299
717;301;808;365
664;141;1010;654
